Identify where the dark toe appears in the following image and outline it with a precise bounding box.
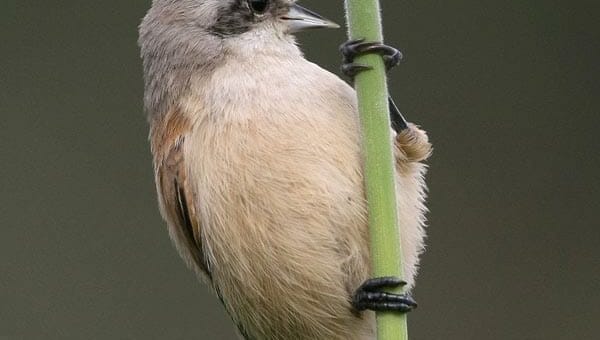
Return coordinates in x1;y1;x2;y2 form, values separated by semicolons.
352;277;416;313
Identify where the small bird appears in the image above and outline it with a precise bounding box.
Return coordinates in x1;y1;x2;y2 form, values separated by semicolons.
139;1;431;339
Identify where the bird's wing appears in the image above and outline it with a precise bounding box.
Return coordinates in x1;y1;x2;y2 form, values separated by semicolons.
151;109;211;277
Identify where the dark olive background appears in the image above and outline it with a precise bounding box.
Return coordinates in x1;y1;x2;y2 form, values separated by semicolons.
2;1;599;339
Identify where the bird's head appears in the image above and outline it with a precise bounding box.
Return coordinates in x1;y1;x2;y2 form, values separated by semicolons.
139;0;338;117
212;0;339;36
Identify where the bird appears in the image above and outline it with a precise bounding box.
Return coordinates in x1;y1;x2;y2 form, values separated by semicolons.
138;1;431;339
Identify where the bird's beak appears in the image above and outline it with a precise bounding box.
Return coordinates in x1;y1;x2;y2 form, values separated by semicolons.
282;4;340;33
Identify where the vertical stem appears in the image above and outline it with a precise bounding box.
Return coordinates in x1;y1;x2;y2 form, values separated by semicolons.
344;1;408;339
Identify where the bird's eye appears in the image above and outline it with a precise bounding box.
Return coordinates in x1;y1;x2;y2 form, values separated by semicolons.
247;0;269;15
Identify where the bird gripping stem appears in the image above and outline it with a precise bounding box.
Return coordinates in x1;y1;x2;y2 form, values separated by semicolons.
344;1;409;339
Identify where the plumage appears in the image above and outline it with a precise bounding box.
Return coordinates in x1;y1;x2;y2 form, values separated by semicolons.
140;1;431;339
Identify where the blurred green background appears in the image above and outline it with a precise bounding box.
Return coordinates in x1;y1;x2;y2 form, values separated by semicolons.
2;1;598;339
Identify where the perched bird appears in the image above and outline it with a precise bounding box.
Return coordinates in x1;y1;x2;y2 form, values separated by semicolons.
139;0;431;339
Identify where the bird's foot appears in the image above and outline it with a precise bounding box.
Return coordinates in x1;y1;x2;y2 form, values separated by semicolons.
352;277;417;313
340;39;404;79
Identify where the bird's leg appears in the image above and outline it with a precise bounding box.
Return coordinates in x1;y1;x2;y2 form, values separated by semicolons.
340;40;431;161
388;96;409;132
340;39;409;131
340;39;404;79
352;277;417;313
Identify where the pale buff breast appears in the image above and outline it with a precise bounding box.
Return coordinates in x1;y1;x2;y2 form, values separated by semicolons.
170;53;427;339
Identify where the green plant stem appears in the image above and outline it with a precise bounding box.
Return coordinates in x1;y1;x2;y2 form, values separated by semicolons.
344;1;408;339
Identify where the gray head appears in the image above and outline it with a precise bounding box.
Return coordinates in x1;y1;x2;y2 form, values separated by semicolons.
139;0;338;119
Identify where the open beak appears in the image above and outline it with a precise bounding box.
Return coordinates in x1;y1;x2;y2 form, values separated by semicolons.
281;4;340;33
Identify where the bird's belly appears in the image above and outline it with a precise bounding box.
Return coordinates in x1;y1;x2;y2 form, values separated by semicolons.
184;115;376;339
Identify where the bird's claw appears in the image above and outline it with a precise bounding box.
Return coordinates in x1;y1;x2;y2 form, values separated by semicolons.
340;39;404;79
340;63;372;78
352;277;417;313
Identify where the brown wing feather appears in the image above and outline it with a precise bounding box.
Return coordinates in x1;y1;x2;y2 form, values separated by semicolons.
151;108;210;277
